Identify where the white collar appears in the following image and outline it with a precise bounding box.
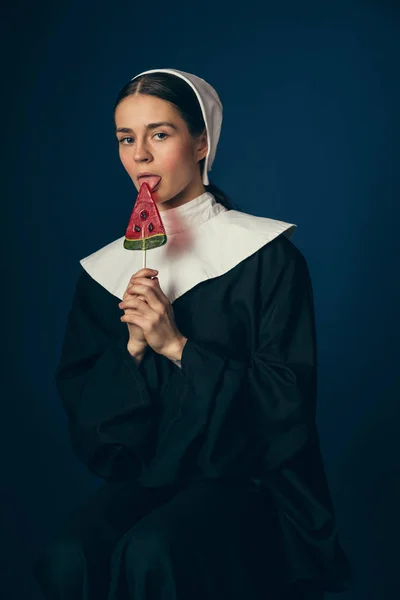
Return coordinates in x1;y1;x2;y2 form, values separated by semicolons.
156;191;224;234
80;192;297;303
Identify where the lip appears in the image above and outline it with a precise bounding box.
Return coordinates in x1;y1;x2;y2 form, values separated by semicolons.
138;172;160;178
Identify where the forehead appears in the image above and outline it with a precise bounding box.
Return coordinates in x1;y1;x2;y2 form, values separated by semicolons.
115;94;181;125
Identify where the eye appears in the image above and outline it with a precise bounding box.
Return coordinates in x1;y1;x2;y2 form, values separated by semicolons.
118;132;169;145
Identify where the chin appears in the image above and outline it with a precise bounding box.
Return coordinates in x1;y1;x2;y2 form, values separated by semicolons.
156;186;184;207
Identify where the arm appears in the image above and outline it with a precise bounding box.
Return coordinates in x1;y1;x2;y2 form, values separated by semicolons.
127;342;148;366
56;271;159;480
182;243;317;479
138;239;317;487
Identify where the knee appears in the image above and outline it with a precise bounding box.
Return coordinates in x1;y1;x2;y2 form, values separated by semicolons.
32;538;85;594
119;525;199;598
119;518;180;586
123;525;165;572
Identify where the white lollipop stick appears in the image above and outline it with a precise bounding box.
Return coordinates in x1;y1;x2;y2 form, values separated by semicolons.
142;227;147;268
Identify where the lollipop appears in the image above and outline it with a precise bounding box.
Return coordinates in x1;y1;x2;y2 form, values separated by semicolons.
124;181;167;268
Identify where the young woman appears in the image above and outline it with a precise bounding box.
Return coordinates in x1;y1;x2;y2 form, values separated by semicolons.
33;68;353;600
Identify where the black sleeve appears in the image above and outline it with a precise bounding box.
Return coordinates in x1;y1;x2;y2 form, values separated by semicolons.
55;269;161;480
137;238;317;487
180;240;317;480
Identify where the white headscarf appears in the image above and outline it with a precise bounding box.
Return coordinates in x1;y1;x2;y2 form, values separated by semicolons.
130;68;223;186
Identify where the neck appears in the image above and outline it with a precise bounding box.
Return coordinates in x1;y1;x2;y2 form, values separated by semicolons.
156;188;224;235
158;178;206;212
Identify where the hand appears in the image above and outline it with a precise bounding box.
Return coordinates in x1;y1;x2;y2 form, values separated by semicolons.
118;273;187;360
120;268;158;349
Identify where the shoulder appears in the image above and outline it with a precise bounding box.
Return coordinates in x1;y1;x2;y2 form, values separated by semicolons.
259;231;308;271
254;233;312;298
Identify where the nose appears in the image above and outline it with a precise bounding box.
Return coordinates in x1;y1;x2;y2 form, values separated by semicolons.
133;139;152;163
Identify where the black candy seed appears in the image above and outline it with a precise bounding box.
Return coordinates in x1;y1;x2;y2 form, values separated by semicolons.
140;211;148;220
134;225;141;232
148;223;154;232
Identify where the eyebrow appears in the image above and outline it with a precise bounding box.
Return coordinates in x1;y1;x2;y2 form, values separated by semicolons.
116;121;178;133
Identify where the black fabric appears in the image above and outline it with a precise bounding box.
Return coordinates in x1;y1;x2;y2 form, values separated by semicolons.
34;233;352;598
32;478;307;600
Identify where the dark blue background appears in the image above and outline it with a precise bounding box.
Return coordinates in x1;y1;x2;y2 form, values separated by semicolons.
3;1;399;598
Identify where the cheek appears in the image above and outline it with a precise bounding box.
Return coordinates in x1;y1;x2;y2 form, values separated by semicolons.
119;151;134;173
162;144;193;172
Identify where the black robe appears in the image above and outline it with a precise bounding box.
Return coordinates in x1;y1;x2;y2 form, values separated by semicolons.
35;232;353;599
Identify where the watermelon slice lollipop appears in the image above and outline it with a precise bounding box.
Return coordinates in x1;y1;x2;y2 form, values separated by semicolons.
124;181;167;267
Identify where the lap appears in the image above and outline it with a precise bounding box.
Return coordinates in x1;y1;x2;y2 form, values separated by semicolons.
131;478;276;549
33;477;286;599
32;479;180;598
110;478;285;599
56;479;175;547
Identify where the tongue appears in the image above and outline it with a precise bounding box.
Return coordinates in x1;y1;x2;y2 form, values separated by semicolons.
140;176;161;191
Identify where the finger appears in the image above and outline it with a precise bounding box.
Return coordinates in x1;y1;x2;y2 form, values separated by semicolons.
123;291;135;302
128;276;166;303
121;311;143;324
120;296;152;314
127;278;165;305
126;278;157;295
122;291;147;303
129;276;160;289
121;295;148;308
131;268;158;281
125;269;158;297
125;283;164;312
119;297;149;316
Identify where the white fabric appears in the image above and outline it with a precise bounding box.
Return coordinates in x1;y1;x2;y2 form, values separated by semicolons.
80;192;296;304
130;68;222;186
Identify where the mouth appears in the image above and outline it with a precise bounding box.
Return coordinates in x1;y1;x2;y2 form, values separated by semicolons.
137;175;162;192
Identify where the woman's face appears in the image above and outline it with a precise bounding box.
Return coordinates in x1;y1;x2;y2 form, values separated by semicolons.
115;94;208;211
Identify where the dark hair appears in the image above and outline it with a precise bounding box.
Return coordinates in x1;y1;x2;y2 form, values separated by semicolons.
113;72;240;211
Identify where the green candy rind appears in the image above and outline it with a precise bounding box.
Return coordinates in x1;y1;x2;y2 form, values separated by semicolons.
124;234;167;251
